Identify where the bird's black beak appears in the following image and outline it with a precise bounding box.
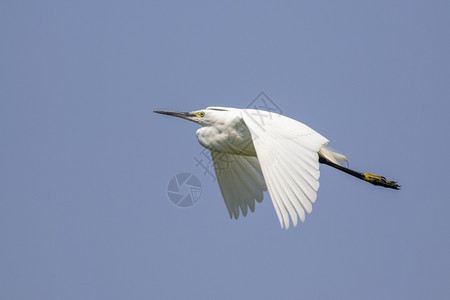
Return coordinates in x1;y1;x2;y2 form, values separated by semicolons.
153;110;195;120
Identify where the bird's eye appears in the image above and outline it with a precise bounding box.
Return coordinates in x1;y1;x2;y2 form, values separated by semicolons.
198;111;205;118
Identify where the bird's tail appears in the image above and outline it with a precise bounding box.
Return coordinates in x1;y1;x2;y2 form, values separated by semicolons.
319;146;348;166
319;146;400;190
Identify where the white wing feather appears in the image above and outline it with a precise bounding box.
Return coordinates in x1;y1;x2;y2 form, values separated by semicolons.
211;151;267;219
241;109;328;229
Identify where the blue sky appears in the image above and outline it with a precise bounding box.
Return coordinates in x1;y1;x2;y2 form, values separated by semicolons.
1;1;449;299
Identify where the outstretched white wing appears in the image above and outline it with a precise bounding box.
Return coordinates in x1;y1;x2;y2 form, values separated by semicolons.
241;109;328;229
211;151;267;219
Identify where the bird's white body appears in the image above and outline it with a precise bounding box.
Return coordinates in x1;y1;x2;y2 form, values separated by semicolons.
192;107;342;229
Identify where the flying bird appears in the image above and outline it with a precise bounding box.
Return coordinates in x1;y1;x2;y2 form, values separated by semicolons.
154;107;399;229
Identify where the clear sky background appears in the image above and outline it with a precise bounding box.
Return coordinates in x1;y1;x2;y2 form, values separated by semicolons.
1;1;449;299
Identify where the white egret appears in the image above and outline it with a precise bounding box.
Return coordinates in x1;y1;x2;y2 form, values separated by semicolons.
154;107;399;229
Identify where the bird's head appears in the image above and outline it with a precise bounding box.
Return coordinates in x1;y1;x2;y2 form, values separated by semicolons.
154;107;231;126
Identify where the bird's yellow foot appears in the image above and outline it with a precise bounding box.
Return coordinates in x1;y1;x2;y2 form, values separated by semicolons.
364;173;401;190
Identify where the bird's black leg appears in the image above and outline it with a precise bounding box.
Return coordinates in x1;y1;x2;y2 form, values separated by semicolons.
318;155;400;190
